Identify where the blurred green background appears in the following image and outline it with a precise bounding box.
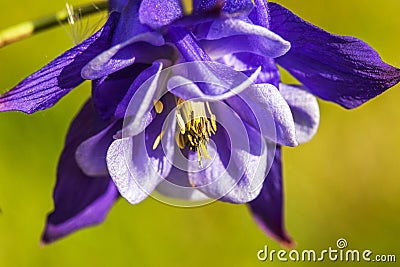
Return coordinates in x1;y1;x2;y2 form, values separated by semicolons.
0;0;399;266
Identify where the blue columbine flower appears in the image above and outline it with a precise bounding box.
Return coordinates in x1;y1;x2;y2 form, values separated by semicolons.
0;0;399;246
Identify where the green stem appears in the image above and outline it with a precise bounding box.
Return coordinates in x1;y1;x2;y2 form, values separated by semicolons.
0;1;108;48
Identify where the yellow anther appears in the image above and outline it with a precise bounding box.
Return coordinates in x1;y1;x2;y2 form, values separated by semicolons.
176;112;186;134
174;97;217;167
151;97;217;166
153;100;164;114
210;114;217;132
175;132;186;149
152;131;164;150
177;97;185;106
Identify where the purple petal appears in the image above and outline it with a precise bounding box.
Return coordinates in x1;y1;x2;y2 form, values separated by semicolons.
155;165;209;201
200;35;288;60
114;62;163;138
167;30;261;96
92;63;150;120
269;2;400;109
76;121;122;177
279;83;320;144
111;1;150;44
248;0;270;28
106;136;156;204
0;13;119;114
139;0;183;29
81;32;165;80
200;18;290;58
42;100;118;244
115;62;163;119
107;95;176;204
226;83;298;147
167;64;261;100
188;104;270;204
220;53;280;86
167;27;212;62
249;146;294;247
193;0;254;16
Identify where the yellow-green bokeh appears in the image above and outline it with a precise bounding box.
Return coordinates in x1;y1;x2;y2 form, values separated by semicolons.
0;1;399;266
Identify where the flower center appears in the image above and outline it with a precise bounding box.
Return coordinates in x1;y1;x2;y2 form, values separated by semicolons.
152;97;217;167
175;98;217;167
